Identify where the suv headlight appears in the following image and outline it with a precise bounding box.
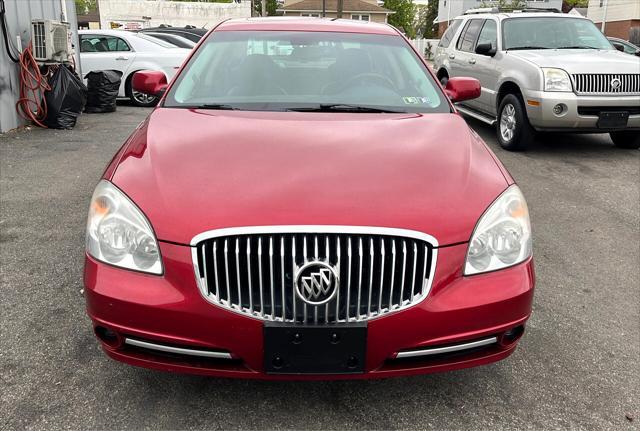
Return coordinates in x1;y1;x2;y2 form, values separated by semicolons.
86;180;162;275
465;185;532;275
542;68;572;92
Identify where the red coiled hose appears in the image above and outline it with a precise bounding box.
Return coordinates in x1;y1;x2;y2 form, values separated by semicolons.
15;43;51;128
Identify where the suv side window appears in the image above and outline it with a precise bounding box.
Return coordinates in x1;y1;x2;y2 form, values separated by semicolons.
456;19;484;52
476;19;497;49
438;19;462;48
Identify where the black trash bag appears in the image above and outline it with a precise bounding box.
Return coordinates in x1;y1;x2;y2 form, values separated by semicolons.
84;70;123;113
44;65;87;129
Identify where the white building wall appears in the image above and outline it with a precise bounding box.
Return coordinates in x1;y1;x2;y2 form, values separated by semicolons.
98;0;251;30
587;0;640;23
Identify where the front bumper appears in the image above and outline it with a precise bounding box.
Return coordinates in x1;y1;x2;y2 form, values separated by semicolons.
523;90;640;132
84;241;535;379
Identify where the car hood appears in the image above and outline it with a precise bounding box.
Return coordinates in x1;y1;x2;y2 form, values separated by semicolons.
508;49;640;74
111;108;509;246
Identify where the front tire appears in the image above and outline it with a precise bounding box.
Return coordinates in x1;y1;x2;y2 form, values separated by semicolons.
126;78;158;107
496;94;535;151
610;131;640;149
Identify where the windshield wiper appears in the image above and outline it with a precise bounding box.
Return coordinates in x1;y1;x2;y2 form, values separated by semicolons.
556;46;600;49
193;103;237;110
286;104;407;113
507;46;550;51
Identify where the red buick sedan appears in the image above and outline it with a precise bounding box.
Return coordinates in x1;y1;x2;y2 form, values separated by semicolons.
84;18;535;379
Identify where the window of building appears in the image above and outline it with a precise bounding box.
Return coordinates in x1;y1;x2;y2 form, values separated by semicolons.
301;13;320;17
351;14;370;21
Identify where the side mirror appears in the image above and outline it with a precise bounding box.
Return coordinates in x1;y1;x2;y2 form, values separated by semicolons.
613;44;625;52
444;77;481;103
132;70;168;97
475;42;496;56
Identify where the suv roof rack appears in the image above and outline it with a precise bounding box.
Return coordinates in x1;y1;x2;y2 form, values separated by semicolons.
463;7;561;15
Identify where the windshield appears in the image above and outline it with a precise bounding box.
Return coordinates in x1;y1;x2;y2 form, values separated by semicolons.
164;31;448;113
503;17;614;50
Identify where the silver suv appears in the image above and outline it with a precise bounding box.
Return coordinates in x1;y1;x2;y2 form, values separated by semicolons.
433;9;640;150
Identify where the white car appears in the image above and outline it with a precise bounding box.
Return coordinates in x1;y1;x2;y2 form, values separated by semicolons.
79;30;190;106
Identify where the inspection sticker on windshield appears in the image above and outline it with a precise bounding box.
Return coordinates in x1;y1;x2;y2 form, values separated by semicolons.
403;96;431;105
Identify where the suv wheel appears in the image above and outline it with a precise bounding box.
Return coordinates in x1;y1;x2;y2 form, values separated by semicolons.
496;94;535;151
610;131;640;149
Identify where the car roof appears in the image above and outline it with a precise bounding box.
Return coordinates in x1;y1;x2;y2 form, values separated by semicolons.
79;29;139;37
141;26;208;36
453;12;588;21
215;17;398;35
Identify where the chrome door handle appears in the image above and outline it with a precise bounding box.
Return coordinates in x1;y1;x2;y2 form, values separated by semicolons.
448;54;455;60
468;58;476;64
116;56;129;60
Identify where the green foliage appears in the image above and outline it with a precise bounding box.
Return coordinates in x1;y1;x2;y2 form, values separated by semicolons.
384;0;417;39
415;0;438;39
562;0;588;8
74;0;97;15
173;0;234;2
254;0;279;16
479;0;527;9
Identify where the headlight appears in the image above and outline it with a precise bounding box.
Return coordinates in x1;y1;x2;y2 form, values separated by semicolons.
465;185;532;275
86;180;162;274
542;68;572;92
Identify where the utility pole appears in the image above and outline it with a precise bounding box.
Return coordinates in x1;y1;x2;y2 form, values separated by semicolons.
337;0;343;18
322;0;326;17
601;0;608;33
262;0;266;16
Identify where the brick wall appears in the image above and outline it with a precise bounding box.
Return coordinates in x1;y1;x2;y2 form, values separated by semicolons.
438;21;448;37
593;19;640;44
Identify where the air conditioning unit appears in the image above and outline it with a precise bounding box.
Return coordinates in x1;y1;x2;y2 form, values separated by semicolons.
31;19;70;62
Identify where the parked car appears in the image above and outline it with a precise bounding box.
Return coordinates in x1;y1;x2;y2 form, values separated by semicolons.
85;18;535;379
433;9;640;150
138;25;208;43
136;31;196;49
608;37;640;56
78;30;190;106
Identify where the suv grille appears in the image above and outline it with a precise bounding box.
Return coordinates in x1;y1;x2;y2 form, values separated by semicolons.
572;74;640;95
192;227;437;324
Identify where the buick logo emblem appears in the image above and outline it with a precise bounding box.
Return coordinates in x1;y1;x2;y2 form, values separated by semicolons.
295;261;339;306
610;78;621;90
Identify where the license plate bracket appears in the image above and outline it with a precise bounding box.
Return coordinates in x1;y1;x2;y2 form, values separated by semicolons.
264;322;367;374
597;111;629;129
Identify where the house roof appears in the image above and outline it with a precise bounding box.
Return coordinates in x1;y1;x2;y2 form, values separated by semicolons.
279;0;392;13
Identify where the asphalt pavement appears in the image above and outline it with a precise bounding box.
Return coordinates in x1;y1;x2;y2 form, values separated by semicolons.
1;106;638;430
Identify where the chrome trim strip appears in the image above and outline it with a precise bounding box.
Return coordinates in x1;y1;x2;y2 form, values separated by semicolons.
190;225;439;324
455;105;497;126
124;338;233;359
191;225;439;247
395;337;498;359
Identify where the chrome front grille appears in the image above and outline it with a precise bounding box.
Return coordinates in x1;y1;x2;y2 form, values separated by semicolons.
572;73;640;95
192;226;437;324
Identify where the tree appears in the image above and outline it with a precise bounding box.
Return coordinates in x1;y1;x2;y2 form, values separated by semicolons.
415;0;438;39
74;0;97;15
479;0;527;9
384;0;417;39
253;0;278;16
